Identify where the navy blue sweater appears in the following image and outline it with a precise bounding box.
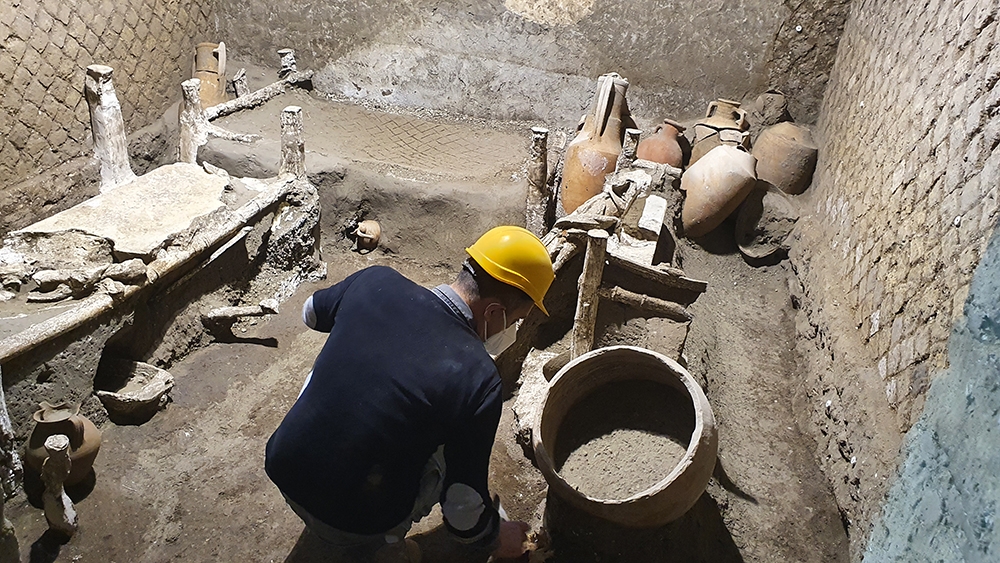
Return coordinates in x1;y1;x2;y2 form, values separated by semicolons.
265;266;501;541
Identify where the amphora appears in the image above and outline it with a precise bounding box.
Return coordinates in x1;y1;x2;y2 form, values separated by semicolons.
690;99;750;165
24;401;102;486
636;119;687;169
681;144;757;237
560;73;634;214
752;122;818;195
194;42;227;109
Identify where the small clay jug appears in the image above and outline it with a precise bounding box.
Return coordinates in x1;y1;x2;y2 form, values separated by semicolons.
560;73;631;214
752;122;818;195
636;119;686;168
355;220;381;253
24;401;102;486
680;144;758;237
193;42;227;109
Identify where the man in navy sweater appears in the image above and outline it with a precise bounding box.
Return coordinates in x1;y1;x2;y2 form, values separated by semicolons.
266;226;554;562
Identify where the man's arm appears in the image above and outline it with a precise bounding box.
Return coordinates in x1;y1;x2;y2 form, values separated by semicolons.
301;267;370;332
441;380;503;547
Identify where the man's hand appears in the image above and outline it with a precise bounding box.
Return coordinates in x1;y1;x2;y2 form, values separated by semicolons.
493;520;530;559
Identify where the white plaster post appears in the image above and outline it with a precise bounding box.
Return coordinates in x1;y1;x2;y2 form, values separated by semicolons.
85;65;136;192
277;49;297;78
179;78;209;163
280;106;305;178
41;435;77;537
0;367;21;498
615;127;642;173
179;78;260;164
232;68;250;98
526;127;550;237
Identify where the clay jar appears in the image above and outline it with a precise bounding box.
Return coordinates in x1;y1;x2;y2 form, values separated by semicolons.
636;119;686;168
355;220;381;253
194;42;227;109
690;99;750;165
680;144;758;238
24;401;102;486
560;73;631;214
752;122;818;195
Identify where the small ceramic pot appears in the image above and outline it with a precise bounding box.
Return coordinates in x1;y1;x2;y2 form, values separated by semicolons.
637;119;686;168
24;401;102;486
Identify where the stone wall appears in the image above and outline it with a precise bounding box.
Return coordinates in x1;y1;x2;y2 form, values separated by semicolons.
0;0;212;231
213;0;850;128
790;0;999;557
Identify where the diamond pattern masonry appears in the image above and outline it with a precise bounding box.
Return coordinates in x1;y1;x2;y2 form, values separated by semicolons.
0;0;212;187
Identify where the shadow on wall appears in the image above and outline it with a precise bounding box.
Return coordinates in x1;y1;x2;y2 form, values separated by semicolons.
863;221;1000;561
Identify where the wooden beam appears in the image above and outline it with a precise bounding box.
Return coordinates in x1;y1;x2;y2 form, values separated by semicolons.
571;229;609;359
598;285;692;322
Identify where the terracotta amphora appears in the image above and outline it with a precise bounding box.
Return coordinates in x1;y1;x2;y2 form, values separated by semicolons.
681;144;758;237
636;119;687;168
24;401;102;486
194;42;227;109
560;73;632;214
752;122;818;195
690;98;750;165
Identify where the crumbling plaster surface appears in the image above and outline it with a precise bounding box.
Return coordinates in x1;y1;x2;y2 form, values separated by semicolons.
215;0;849;128
864;221;1000;562
789;0;999;558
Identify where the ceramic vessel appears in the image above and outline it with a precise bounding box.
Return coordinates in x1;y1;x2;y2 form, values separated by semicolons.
752;122;818;195
194;42;227;108
355;220;381;252
636;119;686;168
560;73;631;214
533;346;717;527
735;182;800;260
681;144;758;237
24;401;102;486
95;359;174;425
701;98;748;131
690;99;750;165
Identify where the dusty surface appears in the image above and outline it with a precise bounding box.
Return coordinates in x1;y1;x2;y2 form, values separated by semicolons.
5;229;851;563
678;222;849;563
554;380;693;500
211;85;531;185
6;94;849;562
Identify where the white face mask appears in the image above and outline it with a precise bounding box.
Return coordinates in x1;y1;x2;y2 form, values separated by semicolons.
484;310;518;358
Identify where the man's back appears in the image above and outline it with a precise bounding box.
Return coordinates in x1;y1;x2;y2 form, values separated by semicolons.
265;266;501;535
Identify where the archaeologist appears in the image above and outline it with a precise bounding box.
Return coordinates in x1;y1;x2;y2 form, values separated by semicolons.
265;225;554;562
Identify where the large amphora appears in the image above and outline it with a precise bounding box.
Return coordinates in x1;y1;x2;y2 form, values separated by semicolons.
680;144;758;237
24;401;102;486
560;73;631;214
752;122;818;195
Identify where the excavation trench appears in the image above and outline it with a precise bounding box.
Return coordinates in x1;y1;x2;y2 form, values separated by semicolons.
4;89;847;563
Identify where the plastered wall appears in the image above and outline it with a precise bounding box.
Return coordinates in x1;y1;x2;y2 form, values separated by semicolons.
0;0;212;232
790;0;999;557
214;0;849;128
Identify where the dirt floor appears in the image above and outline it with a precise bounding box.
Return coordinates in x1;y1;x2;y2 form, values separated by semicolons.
5;234;850;563
5;92;851;562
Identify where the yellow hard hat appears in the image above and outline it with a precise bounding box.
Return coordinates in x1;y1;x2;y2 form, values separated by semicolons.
466;226;554;315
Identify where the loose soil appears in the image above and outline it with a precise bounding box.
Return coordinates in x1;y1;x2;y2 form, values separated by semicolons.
554;380;693;500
